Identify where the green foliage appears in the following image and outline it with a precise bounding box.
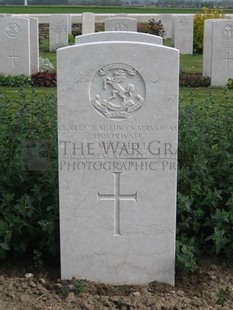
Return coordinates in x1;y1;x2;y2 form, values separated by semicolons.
31;72;57;87
1;87;233;271
0;74;31;87
179;72;210;88
215;287;232;306
193;7;225;53
138;19;166;38
176;237;197;272
68;33;75;45
59;279;88;299
226;78;233;89
0;87;58;265
177;90;233;270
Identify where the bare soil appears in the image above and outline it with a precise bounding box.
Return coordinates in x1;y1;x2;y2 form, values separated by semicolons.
0;258;233;310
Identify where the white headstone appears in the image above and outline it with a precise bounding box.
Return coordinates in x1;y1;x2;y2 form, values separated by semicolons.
105;17;137;32
211;19;233;86
29;17;39;74
75;31;163;45
57;41;179;285
82;12;95;34
49;14;69;52
172;15;193;55
158;14;172;39
0;17;31;76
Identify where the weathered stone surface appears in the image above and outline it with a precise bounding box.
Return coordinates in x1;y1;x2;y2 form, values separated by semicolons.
75;31;163;45
82;12;95;34
211;19;233;86
57;41;179;285
49;14;68;51
0;17;31;75
105;16;137;32
172;14;193;55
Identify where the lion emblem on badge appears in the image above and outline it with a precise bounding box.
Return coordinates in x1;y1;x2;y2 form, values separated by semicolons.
90;63;146;120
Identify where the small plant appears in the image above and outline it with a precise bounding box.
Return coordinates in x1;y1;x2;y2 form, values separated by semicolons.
179;72;211;88
68;33;75;45
138;19;166;38
39;57;55;73
0;74;31;87
226;78;233;89
31;72;57;87
59;279;88;299
215;287;232;306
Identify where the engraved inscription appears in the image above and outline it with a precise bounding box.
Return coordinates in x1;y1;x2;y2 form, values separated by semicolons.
114;23;128;31
97;172;137;236
222;51;233;71
8;49;19;69
90;63;146;120
222;25;233;40
51;21;67;43
5;23;20;38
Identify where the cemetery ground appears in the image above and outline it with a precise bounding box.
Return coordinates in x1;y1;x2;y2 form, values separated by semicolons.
1;41;233;309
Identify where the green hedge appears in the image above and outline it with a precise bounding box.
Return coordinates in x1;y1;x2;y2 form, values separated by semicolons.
0;88;233;270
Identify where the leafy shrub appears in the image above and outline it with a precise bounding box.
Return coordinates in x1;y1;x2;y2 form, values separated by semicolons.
31;72;57;87
138;19;166;38
1;88;233;271
226;78;233;89
194;7;225;53
180;72;211;88
0;74;31;87
177;90;233;270
0;88;58;265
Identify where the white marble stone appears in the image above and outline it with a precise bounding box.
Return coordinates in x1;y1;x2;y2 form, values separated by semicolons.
57;41;179;285
172;14;193;55
82;12;95;34
211;19;233;86
105;16;137;32
49;14;68;51
75;31;163;45
0;17;31;76
29;17;39;74
158;14;172;39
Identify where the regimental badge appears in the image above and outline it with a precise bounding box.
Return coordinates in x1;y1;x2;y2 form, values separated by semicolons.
5;23;20;38
90;63;146;120
222;25;233;41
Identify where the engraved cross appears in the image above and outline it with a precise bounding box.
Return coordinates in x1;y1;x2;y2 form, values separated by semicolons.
222;51;233;71
97;172;137;236
8;49;19;69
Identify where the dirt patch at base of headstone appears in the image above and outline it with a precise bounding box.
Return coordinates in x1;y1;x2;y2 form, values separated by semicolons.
0;258;233;310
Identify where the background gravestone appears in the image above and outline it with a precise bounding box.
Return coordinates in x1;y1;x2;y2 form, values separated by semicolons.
49;14;68;51
159;14;172;39
82;12;95;34
0;17;31;76
105;17;137;32
29;17;39;74
57;41;179;285
211;19;233;86
75;31;163;45
172;14;193;55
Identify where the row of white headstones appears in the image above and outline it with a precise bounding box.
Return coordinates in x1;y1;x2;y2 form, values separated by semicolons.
0;13;233;85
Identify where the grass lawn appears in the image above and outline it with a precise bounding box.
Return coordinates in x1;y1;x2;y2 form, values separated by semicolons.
1;5;233;14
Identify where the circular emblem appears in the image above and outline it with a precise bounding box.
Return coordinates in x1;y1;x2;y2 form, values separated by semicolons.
90;63;146;120
5;23;20;38
115;23;128;31
222;25;233;40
